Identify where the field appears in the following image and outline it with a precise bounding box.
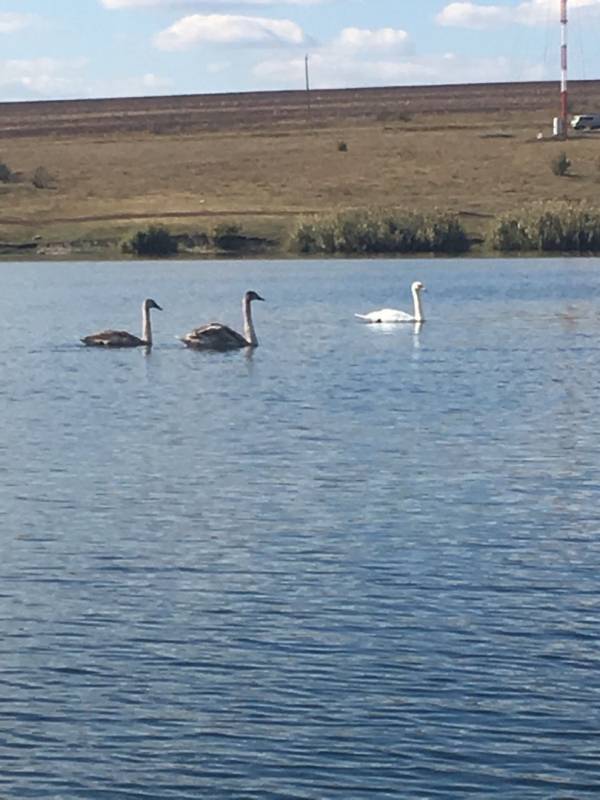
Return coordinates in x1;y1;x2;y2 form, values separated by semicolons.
2;79;600;257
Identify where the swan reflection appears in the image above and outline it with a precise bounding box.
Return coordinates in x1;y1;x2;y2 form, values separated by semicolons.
365;319;422;339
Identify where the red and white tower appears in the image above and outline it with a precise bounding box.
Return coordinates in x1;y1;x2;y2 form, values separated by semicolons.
560;0;568;135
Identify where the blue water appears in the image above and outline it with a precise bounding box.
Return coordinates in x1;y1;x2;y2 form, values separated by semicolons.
1;257;600;799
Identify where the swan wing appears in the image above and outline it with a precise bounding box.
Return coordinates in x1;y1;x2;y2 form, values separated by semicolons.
181;322;248;350
81;329;145;347
355;308;414;323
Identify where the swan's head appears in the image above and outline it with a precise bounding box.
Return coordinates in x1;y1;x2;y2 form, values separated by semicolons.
411;281;426;293
245;290;264;303
144;298;162;311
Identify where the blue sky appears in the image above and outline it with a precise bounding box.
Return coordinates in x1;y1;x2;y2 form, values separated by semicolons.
1;0;600;101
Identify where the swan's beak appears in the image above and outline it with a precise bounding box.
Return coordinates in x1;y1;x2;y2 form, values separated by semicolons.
256;294;265;302
154;302;163;311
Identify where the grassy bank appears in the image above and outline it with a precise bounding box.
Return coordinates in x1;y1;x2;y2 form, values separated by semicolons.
2;83;600;259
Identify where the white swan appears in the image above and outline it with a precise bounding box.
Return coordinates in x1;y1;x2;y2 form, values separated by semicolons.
355;281;426;323
180;290;264;350
81;298;162;347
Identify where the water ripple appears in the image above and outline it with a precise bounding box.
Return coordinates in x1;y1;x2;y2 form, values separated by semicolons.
2;258;600;798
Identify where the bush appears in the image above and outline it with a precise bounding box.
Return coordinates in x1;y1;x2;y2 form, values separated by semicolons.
551;151;571;176
488;218;530;252
0;162;15;183
213;223;244;250
337;140;348;152
290;208;470;255
174;231;209;249
128;225;178;256
490;201;600;252
32;166;54;189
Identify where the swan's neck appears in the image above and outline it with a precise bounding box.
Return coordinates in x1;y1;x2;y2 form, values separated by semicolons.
243;298;258;347
412;288;424;322
142;304;152;345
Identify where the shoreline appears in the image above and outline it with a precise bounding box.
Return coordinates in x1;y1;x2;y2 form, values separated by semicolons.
3;82;600;259
2;243;599;262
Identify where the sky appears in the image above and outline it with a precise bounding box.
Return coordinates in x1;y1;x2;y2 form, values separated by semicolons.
1;0;600;102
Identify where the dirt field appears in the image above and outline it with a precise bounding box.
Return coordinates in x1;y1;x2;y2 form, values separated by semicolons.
1;80;600;256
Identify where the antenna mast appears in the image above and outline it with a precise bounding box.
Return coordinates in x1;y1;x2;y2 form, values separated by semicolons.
560;0;568;136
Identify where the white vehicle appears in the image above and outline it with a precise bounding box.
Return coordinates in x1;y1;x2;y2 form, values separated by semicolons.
571;114;600;130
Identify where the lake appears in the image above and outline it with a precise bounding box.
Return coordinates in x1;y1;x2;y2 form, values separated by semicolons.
1;257;600;799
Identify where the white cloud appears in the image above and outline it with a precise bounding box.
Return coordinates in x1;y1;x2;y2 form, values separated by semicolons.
436;3;510;29
0;12;36;33
518;0;600;24
437;0;600;29
0;58;173;100
91;73;174;96
0;58;87;97
252;24;538;89
253;50;545;90
332;27;411;53
154;13;304;50
141;72;173;89
102;0;322;7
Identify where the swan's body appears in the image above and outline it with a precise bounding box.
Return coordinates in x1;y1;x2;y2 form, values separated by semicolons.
81;298;162;347
355;280;426;323
180;290;264;351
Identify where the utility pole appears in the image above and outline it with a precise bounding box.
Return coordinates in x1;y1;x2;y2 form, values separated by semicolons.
305;54;311;121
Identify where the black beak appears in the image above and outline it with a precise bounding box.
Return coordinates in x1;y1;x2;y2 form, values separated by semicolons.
155;303;163;311
256;294;265;302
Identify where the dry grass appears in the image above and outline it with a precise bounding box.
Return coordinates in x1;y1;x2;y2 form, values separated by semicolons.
2;81;600;255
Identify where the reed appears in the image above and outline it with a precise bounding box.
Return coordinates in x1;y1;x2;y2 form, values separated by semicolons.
491;202;600;252
291;209;469;255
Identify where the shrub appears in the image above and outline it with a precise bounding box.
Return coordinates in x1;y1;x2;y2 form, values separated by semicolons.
488;218;530;252
551;151;571;176
213;223;244;250
0;162;15;183
337;140;348;152
32;166;54;189
490;201;600;252
174;231;209;249
128;225;178;256
290;208;469;255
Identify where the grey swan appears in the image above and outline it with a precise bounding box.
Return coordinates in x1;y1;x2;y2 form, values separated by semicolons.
180;290;264;351
81;298;162;347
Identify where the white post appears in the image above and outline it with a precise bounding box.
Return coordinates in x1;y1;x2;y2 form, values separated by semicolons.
304;53;311;121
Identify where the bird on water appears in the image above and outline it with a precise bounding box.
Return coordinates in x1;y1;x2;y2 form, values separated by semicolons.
180;290;264;351
355;281;426;324
81;298;162;347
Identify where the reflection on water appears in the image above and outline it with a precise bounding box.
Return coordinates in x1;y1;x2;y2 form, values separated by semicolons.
364;318;422;335
2;258;600;799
